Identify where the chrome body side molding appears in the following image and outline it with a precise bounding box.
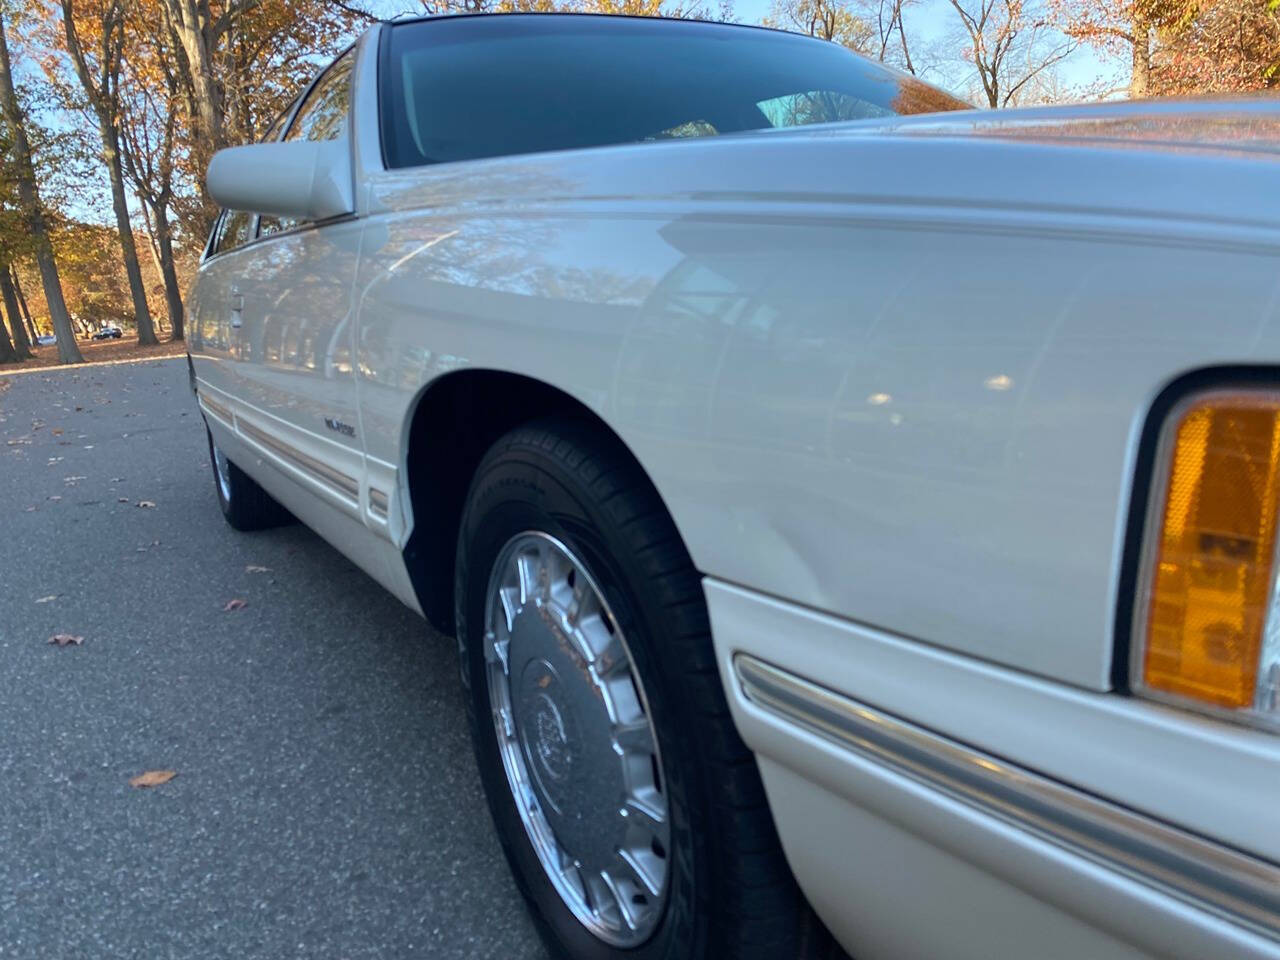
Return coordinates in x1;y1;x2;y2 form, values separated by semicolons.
199;393;234;428
238;417;360;503
734;654;1280;943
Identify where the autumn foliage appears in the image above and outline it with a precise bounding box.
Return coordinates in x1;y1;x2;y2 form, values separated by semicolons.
1051;0;1280;97
0;0;1277;366
0;0;365;363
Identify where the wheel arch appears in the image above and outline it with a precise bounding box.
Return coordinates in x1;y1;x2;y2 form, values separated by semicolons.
399;368;685;636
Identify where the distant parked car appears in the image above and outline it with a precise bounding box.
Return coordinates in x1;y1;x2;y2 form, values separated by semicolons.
91;325;122;340
34;334;55;346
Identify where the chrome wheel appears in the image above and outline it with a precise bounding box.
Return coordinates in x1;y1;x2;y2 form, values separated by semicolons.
212;441;232;503
483;531;669;946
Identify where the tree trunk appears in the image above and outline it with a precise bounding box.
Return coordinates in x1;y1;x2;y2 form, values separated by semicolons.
100;122;157;345
1;267;32;358
34;244;79;362
0;317;15;363
152;205;185;340
0;14;82;363
167;0;222;151
13;269;37;342
0;278;16;363
1130;11;1152;98
981;62;999;108
896;4;916;75
137;195;165;279
0;267;31;359
136;201;168;338
162;0;223;237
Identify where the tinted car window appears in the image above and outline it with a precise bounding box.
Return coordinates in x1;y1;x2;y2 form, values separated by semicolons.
285;48;355;143
213;209;254;255
261;100;297;143
381;15;967;169
260;48;355;237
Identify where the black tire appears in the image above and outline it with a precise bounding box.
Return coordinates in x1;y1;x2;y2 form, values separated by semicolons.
205;424;292;532
455;417;835;960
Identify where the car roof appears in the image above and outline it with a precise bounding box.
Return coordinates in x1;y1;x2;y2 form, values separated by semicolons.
378;11;830;45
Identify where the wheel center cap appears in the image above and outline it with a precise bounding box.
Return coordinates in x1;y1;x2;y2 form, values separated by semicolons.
509;605;623;856
522;664;574;787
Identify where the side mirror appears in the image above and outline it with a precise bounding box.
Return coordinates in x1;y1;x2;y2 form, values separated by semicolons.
206;139;354;222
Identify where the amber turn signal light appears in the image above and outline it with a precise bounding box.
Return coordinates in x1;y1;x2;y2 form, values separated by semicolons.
1135;390;1280;723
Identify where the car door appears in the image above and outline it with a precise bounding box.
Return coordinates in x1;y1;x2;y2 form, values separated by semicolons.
190;207;256;416
190;99;298;425
229;48;366;517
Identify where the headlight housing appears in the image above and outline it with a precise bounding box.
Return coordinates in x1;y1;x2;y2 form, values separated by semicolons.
1132;387;1280;728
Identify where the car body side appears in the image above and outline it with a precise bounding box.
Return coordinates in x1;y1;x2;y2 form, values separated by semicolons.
188;23;1280;960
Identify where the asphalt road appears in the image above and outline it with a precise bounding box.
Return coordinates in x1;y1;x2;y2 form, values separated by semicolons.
0;358;547;960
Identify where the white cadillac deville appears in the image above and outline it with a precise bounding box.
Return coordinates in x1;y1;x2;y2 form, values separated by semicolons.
191;13;1280;960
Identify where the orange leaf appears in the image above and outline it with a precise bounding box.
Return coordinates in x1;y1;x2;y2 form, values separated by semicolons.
129;770;176;788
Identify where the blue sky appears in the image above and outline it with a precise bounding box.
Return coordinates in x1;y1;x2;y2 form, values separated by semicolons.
900;0;1119;94
48;1;1122;225
369;1;1124;98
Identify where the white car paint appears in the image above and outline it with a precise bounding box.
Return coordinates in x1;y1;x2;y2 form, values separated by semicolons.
190;20;1280;960
207;139;355;223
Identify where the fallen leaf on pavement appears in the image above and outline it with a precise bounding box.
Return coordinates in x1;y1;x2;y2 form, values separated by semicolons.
48;634;83;647
224;598;247;611
51;428;62;436
245;565;270;574
129;770;176;788
34;595;59;604
117;497;129;503
47;495;61;502
137;500;156;508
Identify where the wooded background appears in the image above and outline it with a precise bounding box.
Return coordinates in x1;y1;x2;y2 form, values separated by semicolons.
1;0;1276;366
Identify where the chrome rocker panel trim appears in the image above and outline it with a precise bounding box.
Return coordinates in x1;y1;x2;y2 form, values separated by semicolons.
734;654;1280;942
238;417;361;503
199;393;234;428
